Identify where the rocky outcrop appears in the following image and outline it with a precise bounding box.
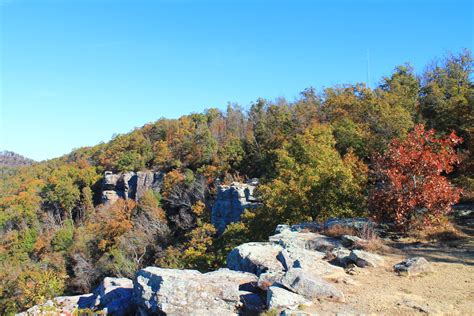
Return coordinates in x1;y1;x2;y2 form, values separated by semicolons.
133;267;260;315
227;225;348;306
101;171;164;204
227;242;285;276
21;219;389;315
211;179;260;234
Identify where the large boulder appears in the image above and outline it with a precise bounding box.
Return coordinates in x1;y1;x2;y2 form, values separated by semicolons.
227;242;285;276
133;267;256;315
267;285;312;310
394;257;433;276
281;268;345;302
278;248;344;279
349;250;385;268
211;180;260;234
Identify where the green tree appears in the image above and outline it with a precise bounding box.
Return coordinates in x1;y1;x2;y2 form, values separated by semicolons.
256;123;368;234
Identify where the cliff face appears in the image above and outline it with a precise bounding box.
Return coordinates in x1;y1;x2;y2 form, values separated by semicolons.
101;172;260;235
101;171;164;203
211;179;260;234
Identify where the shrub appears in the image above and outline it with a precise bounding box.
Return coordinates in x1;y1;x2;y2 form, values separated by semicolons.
370;124;462;231
51;219;74;251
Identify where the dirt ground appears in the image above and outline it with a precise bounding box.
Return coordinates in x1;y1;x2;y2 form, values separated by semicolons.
303;209;474;315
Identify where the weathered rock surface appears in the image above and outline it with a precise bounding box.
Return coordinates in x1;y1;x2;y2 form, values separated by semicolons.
278;248;344;279
227;242;285;276
257;271;285;290
270;229;341;251
101;171;164;204
281;268;345;302
394;257;433;276
17;277;133;316
267;285;312;310
330;247;352;267
92;277;134;315
340;235;365;248
349;249;385;268
211;179;260;233
239;291;266;314
134;267;257;315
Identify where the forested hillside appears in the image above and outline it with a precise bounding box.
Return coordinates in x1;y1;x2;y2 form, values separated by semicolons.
1;50;472;314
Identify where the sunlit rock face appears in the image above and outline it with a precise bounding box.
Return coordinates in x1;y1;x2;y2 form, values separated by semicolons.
211;179;260;234
101;171;164;204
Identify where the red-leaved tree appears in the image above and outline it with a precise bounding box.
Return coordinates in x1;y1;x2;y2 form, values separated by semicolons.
370;124;463;230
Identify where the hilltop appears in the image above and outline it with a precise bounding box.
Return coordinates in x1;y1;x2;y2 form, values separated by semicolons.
0;150;35;167
0;50;472;315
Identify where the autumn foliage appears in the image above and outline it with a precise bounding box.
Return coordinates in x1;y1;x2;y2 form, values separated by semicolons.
370;124;462;230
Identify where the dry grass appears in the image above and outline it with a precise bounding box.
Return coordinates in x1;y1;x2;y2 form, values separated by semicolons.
411;221;469;244
354;237;397;254
322;223;398;254
321;225;357;238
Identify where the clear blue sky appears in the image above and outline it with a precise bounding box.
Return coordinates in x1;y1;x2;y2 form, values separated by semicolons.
1;0;472;161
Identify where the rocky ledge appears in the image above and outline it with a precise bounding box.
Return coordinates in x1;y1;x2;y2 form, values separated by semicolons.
19;219;431;315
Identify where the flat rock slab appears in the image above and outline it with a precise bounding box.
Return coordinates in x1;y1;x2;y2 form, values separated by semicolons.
394;257;433;276
267;285;312;310
227;242;285;276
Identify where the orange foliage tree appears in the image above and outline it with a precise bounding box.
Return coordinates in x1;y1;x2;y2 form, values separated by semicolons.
370;124;462;230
